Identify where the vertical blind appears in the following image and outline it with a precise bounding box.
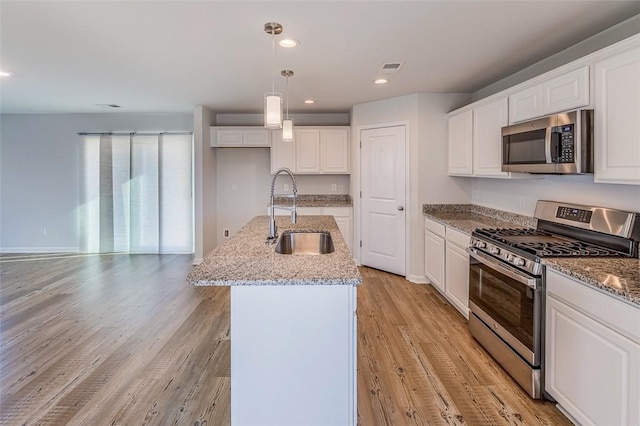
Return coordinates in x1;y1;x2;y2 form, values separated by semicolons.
79;133;193;254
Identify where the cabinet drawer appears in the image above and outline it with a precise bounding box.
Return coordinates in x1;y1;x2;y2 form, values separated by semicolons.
446;227;470;248
424;217;446;238
546;269;640;343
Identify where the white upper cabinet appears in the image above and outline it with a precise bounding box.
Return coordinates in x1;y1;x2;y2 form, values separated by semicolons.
320;129;350;173
543;66;589;114
473;98;509;177
509;66;589;123
594;45;640;185
509;85;544;124
270;127;350;174
270;131;295;173
211;127;271;147
295;129;321;173
448;110;473;176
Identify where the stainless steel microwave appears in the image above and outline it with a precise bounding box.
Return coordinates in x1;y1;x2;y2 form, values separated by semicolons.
501;109;593;174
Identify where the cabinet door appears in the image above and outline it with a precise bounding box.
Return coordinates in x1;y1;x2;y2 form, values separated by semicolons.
509;85;544;123
594;46;640;185
473;98;509;177
448;110;473;175
543;66;589;115
295;129;321;173
243;129;271;147
546;295;640;426
424;230;445;293
444;241;469;319
320;129;349;173
215;129;244;146
271;131;296;173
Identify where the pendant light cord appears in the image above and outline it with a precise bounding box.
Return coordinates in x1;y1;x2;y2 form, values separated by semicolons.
285;74;289;119
271;31;276;94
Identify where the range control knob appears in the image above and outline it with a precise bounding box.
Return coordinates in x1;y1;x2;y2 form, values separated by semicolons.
514;257;526;267
476;241;487;249
505;253;513;262
490;247;501;255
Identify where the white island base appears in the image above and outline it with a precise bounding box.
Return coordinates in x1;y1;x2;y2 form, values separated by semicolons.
231;284;357;426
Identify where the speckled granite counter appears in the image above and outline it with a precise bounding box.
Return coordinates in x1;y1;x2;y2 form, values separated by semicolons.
187;215;361;286
423;204;536;235
273;194;352;208
423;203;640;308
542;257;640;307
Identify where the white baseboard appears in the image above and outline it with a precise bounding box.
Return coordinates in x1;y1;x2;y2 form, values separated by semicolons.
407;274;429;284
192;257;204;265
0;247;79;253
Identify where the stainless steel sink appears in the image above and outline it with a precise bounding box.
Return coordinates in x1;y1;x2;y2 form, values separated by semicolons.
274;231;335;255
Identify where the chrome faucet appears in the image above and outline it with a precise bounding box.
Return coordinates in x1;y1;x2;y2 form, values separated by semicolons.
268;168;297;242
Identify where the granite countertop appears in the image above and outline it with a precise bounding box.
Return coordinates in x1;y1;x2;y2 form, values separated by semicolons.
423;203;640;308
272;194;352;208
422;204;537;235
187;215;362;286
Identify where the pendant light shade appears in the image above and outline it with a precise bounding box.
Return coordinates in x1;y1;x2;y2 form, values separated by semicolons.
264;22;283;129
264;92;283;129
282;118;294;140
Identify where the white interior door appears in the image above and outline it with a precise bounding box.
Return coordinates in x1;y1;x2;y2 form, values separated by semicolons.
360;126;406;275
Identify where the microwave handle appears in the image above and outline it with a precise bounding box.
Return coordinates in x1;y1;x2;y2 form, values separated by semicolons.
544;127;552;164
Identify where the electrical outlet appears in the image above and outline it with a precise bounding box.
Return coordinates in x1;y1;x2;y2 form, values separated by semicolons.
284;183;290;192
231;184;238;192
42;227;47;236
223;229;230;238
519;196;526;209
331;184;337;192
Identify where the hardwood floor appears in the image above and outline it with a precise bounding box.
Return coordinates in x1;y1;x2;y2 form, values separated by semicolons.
0;254;570;425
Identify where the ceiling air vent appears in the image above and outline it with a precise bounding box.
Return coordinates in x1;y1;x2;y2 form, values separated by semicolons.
380;62;404;74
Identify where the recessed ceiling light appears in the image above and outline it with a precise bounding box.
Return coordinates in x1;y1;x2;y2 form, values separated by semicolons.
374;78;388;84
304;99;315;104
279;39;298;48
0;70;12;77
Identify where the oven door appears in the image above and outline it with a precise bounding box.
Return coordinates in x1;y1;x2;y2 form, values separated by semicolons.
467;248;542;367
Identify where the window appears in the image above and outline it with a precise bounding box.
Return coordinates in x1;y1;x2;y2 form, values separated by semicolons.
79;133;193;253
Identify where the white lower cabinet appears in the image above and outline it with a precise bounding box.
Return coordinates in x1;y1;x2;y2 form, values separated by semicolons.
424;218;469;318
424;229;445;293
545;270;640;426
444;227;470;319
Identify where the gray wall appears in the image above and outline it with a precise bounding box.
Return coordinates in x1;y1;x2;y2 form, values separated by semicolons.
473;14;640;102
213;113;351;247
0;113;192;252
470;14;640;215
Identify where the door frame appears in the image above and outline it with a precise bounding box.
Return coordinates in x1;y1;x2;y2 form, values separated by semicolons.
354;121;410;278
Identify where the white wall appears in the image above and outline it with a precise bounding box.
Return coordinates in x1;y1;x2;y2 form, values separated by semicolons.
0;113;192;252
473;176;640;215
351;93;472;282
193;106;217;262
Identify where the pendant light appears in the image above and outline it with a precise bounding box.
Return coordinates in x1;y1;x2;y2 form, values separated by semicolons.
264;22;283;129
281;69;294;141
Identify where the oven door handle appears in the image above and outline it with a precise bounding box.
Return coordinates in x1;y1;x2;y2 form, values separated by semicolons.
466;248;538;289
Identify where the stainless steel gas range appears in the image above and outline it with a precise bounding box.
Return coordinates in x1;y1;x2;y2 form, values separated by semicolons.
467;200;639;399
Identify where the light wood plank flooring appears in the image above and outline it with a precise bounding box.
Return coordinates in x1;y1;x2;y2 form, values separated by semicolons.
0;254;570;425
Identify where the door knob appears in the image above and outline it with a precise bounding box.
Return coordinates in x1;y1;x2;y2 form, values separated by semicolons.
397;206;404;211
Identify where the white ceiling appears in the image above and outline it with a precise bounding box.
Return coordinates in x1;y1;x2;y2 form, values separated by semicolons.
1;1;640;115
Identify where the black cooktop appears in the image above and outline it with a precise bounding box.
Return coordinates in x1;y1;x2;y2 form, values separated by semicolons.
473;228;626;258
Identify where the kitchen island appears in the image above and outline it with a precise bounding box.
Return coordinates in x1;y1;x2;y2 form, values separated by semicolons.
188;215;361;426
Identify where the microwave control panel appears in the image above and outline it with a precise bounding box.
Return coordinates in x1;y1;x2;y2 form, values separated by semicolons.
559;124;574;163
